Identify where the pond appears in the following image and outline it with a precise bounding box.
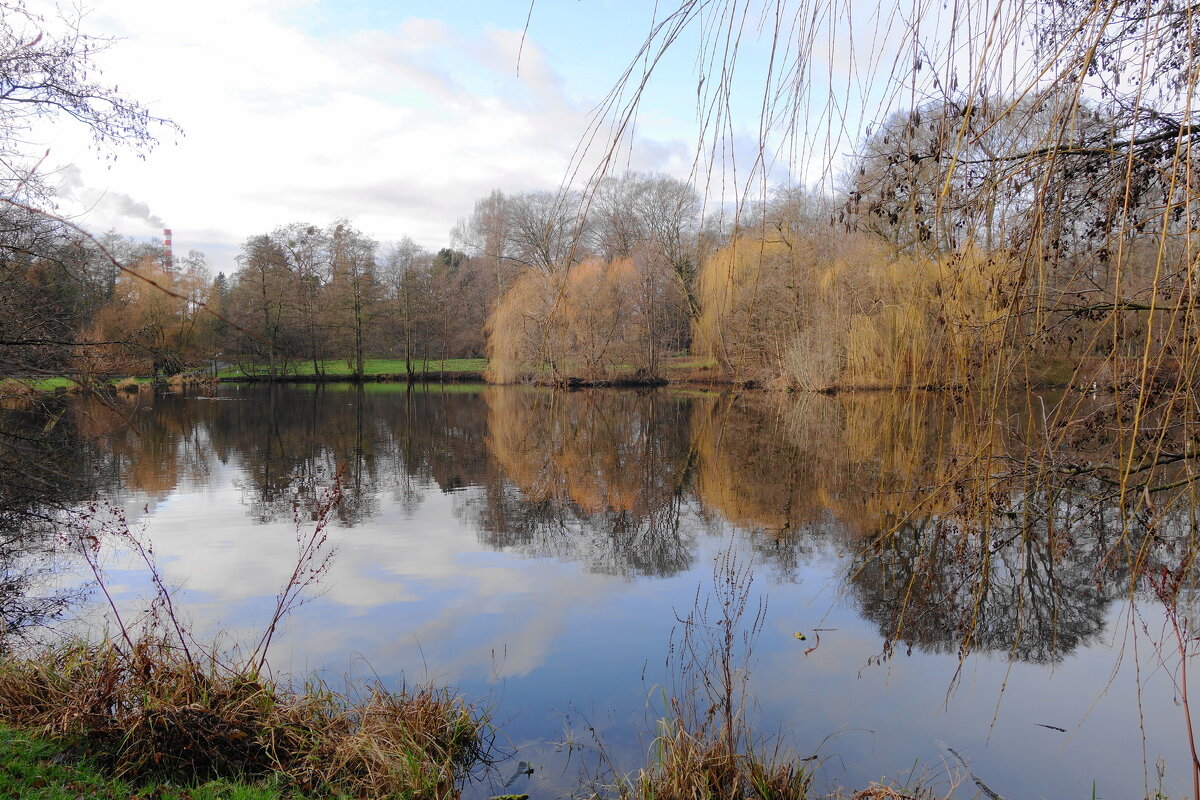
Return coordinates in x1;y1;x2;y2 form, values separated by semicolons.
4;383;1194;798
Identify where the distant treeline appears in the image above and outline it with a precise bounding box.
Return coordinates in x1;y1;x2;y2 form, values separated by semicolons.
3;91;1190;390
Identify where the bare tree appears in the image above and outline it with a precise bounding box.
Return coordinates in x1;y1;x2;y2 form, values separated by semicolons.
0;2;178;198
381;236;432;375
325;221;380;379
228;234;294;378
455;189;588;275
274;223;330;376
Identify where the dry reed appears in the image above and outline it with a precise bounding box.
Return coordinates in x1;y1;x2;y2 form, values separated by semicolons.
0;637;490;798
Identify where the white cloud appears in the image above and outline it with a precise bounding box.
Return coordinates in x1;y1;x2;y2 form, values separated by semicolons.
24;0;693;271
55;165;166;229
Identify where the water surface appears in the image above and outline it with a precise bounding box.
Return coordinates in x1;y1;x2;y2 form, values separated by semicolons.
17;384;1196;798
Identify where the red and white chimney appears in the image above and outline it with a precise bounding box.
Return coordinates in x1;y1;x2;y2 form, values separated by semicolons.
163;228;173;270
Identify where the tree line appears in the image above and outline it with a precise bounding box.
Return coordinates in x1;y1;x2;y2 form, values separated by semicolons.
4;0;1198;397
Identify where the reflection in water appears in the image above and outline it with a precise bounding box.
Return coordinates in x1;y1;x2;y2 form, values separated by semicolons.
6;383;1199;797
849;510;1119;663
12;384;1184;670
0;395;114;640
476;388;697;576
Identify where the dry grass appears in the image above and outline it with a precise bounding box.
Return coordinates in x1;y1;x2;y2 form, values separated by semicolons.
0;636;490;798
629;714;811;800
166;373;218;389
594;547;814;800
0;379;38;408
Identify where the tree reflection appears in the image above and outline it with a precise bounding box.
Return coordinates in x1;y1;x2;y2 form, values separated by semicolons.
0;395;113;641
8;383;1187;665
848;500;1122;664
469;387;698;576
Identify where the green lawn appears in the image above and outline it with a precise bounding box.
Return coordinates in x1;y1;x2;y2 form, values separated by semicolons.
218;358;487;379
2;376;157;393
662;356;720;371
0;725;290;800
19;377;80;392
284;381;489;394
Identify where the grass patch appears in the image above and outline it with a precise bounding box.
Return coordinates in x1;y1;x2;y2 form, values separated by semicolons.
114;377;143;393
2;377;82;393
662;356;720;372
1022;355;1079;387
219;359;487;379
0;723;288;800
27;377;80;392
0;484;494;799
0;638;491;799
278;382;490;394
627;716;811;800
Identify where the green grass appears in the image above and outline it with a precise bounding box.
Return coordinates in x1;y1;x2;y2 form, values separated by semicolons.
22;377;80;392
0;724;290;800
280;382;490;394
218;358;487;379
662;356;720;371
4;376;155;393
1022;355;1079;387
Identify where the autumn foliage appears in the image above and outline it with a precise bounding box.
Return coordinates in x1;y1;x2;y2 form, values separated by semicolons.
486;252;681;384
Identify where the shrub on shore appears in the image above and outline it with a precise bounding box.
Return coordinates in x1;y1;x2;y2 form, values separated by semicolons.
0;379;38;407
166;372;219;388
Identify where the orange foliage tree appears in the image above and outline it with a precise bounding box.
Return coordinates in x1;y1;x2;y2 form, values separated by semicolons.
80;256;211;378
485;252;681;383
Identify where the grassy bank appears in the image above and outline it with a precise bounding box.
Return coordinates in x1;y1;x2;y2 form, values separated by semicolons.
4;353;1080;394
0;723;288;800
216;356;745;387
0;377;83;397
218;358;487;381
0;638;491;800
1;376;159;396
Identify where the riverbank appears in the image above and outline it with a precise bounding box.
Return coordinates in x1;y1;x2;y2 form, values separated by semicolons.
7;352;1095;394
0;723;288;800
217;358;488;383
213;353;1094;391
216;356;749;389
0;637;491;800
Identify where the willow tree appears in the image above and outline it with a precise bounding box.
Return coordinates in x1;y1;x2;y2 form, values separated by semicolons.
577;0;1200;461
567;7;1200;775
486;255;676;384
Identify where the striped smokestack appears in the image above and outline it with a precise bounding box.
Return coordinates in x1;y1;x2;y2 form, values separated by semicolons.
163;228;173;270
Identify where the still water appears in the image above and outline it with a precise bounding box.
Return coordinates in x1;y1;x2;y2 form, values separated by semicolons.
26;384;1200;797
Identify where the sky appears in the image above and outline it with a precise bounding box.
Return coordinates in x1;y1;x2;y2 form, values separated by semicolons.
19;0;970;274
23;0;713;273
